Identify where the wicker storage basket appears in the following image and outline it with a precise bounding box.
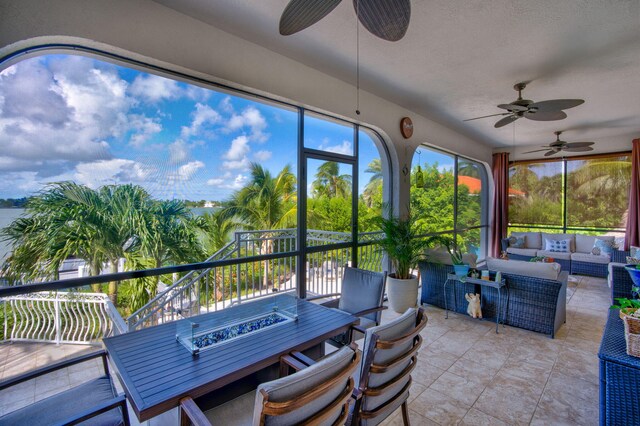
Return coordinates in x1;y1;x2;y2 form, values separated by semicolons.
620;308;640;358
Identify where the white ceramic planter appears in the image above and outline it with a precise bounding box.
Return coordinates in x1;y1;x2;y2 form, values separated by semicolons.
386;274;419;313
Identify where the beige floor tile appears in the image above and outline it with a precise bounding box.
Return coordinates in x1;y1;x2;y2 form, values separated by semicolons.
473;371;543;425
447;357;500;385
411;360;446;387
429;371;486;406
410;388;470;425
460;407;511;426
418;346;459;370
380;408;439;426
428;329;479;357
554;346;600;384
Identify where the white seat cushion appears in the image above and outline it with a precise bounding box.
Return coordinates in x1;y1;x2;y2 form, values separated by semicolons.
571;252;611;264
536;250;572;261
511;232;542;249
506;247;538;257
486;257;561;280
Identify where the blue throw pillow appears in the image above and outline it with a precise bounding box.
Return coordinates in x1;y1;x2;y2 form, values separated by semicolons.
545;238;570;253
592;239;615;256
508;235;526;248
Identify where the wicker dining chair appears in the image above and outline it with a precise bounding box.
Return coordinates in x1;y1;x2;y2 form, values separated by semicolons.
179;344;360;426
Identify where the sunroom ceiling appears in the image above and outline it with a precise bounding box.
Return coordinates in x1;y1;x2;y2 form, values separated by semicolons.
153;0;640;156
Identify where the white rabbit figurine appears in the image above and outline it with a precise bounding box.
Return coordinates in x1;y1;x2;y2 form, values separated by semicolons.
465;293;482;319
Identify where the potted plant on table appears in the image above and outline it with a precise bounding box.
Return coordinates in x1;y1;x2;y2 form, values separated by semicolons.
611;285;640;357
375;208;431;313
432;236;470;277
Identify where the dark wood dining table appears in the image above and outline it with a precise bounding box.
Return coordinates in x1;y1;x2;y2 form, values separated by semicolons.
103;296;358;422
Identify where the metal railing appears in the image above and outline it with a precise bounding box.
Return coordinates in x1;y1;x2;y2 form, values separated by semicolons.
1;292;124;344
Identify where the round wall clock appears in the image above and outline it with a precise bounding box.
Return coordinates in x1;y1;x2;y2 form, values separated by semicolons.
400;117;413;139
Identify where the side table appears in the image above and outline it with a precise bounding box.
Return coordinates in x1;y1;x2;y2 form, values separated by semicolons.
443;273;507;333
598;309;640;425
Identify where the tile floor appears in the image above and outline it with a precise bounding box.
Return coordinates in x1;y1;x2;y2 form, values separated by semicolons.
0;274;609;425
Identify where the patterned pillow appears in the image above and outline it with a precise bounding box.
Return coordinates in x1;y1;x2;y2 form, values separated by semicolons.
508;235;526;248
627;256;640;265
592;239;616;256
545;238;570;253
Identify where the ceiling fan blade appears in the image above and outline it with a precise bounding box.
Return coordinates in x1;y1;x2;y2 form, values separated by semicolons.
563;146;595;152
529;99;585;112
524;110;567;122
354;0;411;41
463;112;511;122
279;0;342;35
564;142;595;148
497;103;528;112
522;148;553;154
544;150;558;157
495;115;520;128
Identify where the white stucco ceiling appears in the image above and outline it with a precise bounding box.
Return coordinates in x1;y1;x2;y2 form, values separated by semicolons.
153;0;640;157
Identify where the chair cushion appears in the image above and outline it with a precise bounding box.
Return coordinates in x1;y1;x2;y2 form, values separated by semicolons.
205;391;256;426
505;247;538;257
254;345;355;425
542;233;576;252
339;268;385;323
361;308;417;412
536;250;572;261
0;376;123;426
574;234;616;253
507;235;526;248
511;232;542;249
486;257;561;280
571;252;611;265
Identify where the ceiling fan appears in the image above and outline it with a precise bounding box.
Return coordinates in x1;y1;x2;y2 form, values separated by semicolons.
522;131;595;157
279;0;411;42
465;83;585;128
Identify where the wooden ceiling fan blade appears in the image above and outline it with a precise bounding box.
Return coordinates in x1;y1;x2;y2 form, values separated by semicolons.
463;112;510;122
497;103;528;112
525;110;567;121
563;146;594;152
522;148;552;154
354;0;411;41
544;150;558;157
564;142;595;148
495;115;520;128
529;99;585;112
280;0;342;35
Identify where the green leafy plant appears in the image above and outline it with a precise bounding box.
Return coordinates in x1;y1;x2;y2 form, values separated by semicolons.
429;235;465;265
611;286;640;311
375;207;431;279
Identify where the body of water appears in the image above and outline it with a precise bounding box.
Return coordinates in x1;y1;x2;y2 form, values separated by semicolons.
0;207;218;262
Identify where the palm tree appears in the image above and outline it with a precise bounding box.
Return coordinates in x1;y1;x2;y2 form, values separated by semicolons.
362;159;382;208
200;209;237;255
312;161;352;199
224;163;297;289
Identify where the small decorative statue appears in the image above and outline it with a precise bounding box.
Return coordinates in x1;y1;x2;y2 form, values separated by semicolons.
468;268;480;279
465;293;482;319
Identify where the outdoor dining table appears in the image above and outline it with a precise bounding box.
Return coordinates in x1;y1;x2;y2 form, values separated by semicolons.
103;295;358;422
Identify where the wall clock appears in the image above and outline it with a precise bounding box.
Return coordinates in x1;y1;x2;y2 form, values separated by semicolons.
400;117;413;139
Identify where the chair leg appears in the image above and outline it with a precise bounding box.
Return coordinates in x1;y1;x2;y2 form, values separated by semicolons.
401;401;410;426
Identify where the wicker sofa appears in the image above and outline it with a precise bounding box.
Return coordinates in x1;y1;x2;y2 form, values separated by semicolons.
609;262;636;304
419;258;567;338
501;232;627;278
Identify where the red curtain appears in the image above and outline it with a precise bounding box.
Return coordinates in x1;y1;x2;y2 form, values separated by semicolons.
625;138;640;250
491;152;510;257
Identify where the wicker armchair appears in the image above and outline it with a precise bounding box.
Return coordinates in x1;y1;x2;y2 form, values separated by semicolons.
609;262;636;304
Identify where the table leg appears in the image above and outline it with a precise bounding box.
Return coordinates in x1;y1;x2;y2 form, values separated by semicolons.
496;287;501;334
444;279;450;319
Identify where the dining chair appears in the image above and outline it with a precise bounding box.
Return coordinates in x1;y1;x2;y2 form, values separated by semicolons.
350;307;427;425
307;267;387;345
179;344;361;426
290;307;426;425
0;349;129;425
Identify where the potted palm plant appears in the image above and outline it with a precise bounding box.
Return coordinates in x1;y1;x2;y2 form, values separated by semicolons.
376;208;431;313
431;235;470;277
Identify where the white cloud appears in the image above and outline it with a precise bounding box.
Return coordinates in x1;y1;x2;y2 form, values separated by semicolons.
253;150;272;161
222;158;251;171
207;172;248;189
318;139;352;155
223;136;250;161
168;139;190;164
129;114;162;147
225;106;268;142
129;74;180;103
219;96;234;114
169;160;205;183
181;103;221;139
74;159;154;188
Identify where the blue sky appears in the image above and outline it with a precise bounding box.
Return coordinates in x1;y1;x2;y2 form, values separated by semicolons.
0;54;383;201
